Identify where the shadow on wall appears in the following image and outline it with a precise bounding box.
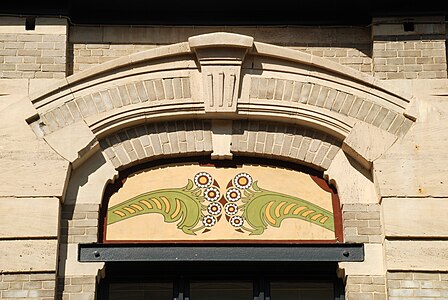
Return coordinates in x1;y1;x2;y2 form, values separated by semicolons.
67;26;372;75
57;151;109;298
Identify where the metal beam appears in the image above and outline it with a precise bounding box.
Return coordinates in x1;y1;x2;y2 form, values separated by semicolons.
78;243;364;262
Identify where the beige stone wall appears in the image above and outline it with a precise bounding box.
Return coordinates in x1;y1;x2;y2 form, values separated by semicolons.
372;40;447;79
70;43;156;73
57;276;96;300
342;204;382;244
345;275;387;300
372;16;447;79
0;273;56;299
0;17;67;79
387;272;448;299
0;15;447;300
0;17;69;300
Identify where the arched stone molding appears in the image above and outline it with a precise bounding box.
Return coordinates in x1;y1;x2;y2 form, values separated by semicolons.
57;151;116;299
96;118;378;208
231;120;341;170
23;32;416;172
28;32;417;300
99;120;213;169
98;120;340;171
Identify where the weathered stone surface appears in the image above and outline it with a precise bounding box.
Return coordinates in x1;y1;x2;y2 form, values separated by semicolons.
0;79;29;110
386;240;448;271
383;198;448;237
325;151;378;204
65;151;117;205
0;98;69;197
339;244;385;276
0;240;58;272
0;159;69;197
342;121;397;169
189;32;254;49
211;120;233;159
0;197;59;238
58;244;104;276
28;79;61;95
44;121;97;164
374;115;448;197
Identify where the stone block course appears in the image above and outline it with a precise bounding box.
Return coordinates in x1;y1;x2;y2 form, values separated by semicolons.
0;273;55;299
345;275;387;300
0;31;67;78
40;76;192;134
387;272;448;299
0;197;59;238
386;240;448;271
61;204;100;244
249;76;410;136
372;20;447;79
342;203;382;244
383;198;448;238
57;275;97;300
232;120;341;170
0;240;58;273
100;120;213;169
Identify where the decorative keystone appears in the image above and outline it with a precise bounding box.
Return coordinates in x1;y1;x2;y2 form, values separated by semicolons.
189;33;254;114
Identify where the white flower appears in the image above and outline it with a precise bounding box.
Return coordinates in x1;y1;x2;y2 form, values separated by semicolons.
230;216;244;227
207;203;222;215
233;173;253;189
224;203;239;216
194;172;213;188
204;186;220;202
225;188;241;202
202;215;216;227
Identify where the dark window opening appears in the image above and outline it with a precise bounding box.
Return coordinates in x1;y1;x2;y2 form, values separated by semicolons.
98;261;345;300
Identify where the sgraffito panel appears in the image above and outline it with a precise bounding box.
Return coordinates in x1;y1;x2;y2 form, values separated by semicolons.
104;163;342;242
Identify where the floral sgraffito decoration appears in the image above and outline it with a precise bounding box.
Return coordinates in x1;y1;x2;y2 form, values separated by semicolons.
106;172;335;235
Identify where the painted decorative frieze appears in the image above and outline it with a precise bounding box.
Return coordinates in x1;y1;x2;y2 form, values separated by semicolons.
104;163;342;242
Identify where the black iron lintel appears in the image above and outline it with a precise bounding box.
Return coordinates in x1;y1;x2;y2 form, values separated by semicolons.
78;243;364;263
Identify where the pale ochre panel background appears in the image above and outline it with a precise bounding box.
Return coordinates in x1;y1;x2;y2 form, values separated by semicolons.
106;163;334;241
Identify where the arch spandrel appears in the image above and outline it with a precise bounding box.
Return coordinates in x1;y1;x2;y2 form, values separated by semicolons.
25;32;415;170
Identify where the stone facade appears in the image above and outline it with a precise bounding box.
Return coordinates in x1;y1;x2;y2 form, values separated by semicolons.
0;17;67;79
0;273;56;299
0;14;447;300
387;272;448;299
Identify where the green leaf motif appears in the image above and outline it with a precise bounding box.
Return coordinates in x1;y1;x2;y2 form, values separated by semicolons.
107;180;204;235
240;181;335;235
